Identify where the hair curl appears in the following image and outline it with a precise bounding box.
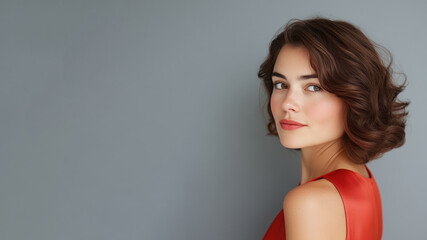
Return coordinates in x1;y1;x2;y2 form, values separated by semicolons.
258;17;409;164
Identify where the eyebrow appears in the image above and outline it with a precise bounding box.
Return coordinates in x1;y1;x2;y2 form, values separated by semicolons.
272;72;318;81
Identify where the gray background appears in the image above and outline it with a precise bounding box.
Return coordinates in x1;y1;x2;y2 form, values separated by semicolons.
0;0;425;239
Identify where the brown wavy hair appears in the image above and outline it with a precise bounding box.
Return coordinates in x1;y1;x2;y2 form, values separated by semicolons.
258;17;409;164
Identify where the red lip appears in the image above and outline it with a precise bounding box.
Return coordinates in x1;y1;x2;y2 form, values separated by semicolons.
279;119;306;130
280;119;305;126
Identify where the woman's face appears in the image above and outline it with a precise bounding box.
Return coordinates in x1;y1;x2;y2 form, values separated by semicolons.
271;44;346;149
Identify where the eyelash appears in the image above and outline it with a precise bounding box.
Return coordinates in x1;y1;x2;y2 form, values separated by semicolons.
273;82;323;92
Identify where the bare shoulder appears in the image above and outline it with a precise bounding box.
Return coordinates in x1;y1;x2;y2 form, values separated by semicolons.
283;179;346;240
283;179;340;206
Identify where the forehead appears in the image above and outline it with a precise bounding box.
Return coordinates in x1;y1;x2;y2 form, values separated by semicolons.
273;45;314;74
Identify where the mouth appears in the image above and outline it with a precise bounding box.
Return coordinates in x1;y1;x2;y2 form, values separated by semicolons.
279;119;306;130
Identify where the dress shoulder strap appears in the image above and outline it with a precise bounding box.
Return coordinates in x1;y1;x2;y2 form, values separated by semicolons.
316;168;383;240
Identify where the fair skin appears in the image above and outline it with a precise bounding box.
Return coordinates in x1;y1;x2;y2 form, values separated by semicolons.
271;44;370;240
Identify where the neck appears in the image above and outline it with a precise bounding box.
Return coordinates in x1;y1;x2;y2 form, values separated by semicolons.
299;139;353;185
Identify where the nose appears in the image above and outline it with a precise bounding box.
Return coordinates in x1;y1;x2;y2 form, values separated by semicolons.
281;88;300;113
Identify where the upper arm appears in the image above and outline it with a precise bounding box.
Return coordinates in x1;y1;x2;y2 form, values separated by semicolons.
283;179;346;240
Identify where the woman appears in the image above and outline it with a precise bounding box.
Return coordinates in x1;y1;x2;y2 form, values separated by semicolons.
258;17;409;240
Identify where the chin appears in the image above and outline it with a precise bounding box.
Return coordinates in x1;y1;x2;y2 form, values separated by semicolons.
279;138;306;149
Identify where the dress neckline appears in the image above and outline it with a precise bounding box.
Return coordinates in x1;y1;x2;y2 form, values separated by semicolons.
299;164;373;186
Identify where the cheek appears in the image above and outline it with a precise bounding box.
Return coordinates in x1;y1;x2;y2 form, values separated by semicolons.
305;99;344;126
270;95;280;118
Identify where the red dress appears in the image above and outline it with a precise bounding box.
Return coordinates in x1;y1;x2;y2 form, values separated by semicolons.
263;165;382;240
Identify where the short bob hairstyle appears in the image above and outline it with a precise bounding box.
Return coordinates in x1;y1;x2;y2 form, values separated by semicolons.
258;17;409;164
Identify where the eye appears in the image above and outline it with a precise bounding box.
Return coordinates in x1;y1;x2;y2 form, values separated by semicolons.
273;82;288;90
307;84;322;92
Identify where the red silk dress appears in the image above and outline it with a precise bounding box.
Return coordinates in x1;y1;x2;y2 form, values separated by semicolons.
263;165;382;240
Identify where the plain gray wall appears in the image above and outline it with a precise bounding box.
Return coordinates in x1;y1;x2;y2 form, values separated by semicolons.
0;0;425;239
